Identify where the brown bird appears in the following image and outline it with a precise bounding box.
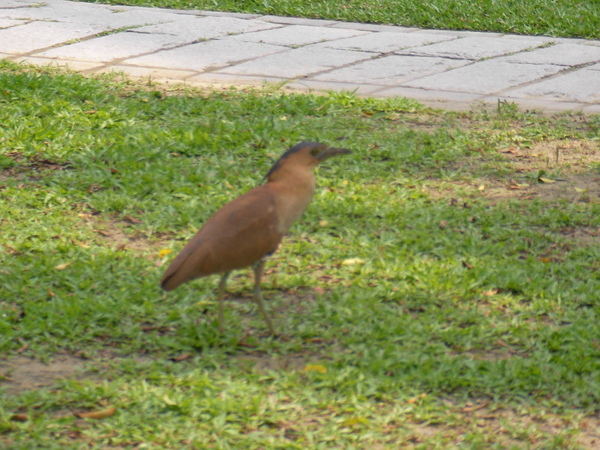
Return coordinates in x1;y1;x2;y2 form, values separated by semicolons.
161;141;351;335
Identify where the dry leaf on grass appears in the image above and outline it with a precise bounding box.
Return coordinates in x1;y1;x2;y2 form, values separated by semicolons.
75;407;117;420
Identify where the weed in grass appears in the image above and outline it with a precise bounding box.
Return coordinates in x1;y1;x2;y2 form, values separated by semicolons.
1;60;600;447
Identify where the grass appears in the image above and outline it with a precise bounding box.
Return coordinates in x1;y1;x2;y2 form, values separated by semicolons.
77;0;600;39
1;60;600;447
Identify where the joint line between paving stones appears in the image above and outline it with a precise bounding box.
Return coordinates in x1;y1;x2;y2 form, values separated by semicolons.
491;60;600;99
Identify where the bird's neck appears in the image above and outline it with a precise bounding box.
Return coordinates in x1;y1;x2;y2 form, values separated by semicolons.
267;167;317;233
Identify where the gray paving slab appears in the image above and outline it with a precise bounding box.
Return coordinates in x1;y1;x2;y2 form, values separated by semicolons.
505;43;600;66
320;31;457;52
504;68;600;103
0;18;26;28
131;15;279;38
219;46;372;78
0;0;34;6
312;54;470;85
126;40;287;72
405;59;564;94
0;0;182;29
399;35;554;60
0;0;598;112
226;25;367;46
39;31;190;63
0;20;107;54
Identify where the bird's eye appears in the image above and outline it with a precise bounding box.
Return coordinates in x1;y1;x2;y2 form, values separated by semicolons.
311;147;319;155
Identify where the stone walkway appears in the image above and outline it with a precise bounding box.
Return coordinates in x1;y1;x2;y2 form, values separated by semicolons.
1;0;599;112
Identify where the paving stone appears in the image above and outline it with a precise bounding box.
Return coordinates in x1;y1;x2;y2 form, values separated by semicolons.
321;32;458;53
484;96;585;113
582;104;600;114
374;86;485;110
227;25;367;47
0;21;107;54
504;68;600;103
132;15;279;39
329;22;417;33
285;79;384;96
0;18;26;28
505;43;600;66
399;35;553;60
221;46;371;78
126;40;287;71
0;0;36;6
312;54;469;85
39;31;190;62
96;65;196;82
405;59;563;94
259;15;338;27
198;10;262;19
1;0;181;29
188;72;285;86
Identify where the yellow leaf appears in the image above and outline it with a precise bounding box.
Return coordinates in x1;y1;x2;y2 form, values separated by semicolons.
538;177;556;183
574;187;588;193
303;364;327;374
342;258;365;266
54;262;72;271
163;396;177;406
319;220;329;227
341;417;368;427
158;249;173;258
477;184;485;191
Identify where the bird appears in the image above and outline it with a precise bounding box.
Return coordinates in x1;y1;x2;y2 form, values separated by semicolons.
161;141;351;335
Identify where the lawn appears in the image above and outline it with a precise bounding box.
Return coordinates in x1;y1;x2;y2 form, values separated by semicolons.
1;60;600;447
77;0;600;39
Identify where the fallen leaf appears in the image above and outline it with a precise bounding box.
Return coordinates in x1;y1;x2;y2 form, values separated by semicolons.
75;407;117;420
482;289;499;297
172;352;192;362
303;364;327;374
538;177;556;184
341;417;368;427
123;215;142;224
162;396;177;407
477;184;485;191
54;262;72;271
10;414;28;422
439;220;448;230
574;187;588;193
462;261;473;269
342;258;365;266
158;249;173;258
319;220;329;227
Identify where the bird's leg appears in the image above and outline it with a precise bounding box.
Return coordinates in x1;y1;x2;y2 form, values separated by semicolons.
217;272;230;334
252;260;276;335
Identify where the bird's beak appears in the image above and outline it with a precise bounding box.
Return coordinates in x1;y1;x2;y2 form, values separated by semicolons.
316;146;352;161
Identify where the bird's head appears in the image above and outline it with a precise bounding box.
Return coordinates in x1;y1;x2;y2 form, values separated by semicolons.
265;141;351;181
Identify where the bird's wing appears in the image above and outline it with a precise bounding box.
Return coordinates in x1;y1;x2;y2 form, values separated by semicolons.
161;185;283;290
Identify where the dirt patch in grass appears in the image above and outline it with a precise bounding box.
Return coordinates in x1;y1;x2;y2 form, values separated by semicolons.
0;152;72;183
79;214;170;253
0;354;88;396
489;138;600;201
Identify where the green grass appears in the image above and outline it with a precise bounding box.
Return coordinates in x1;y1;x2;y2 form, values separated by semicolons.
1;60;600;447
78;0;600;39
